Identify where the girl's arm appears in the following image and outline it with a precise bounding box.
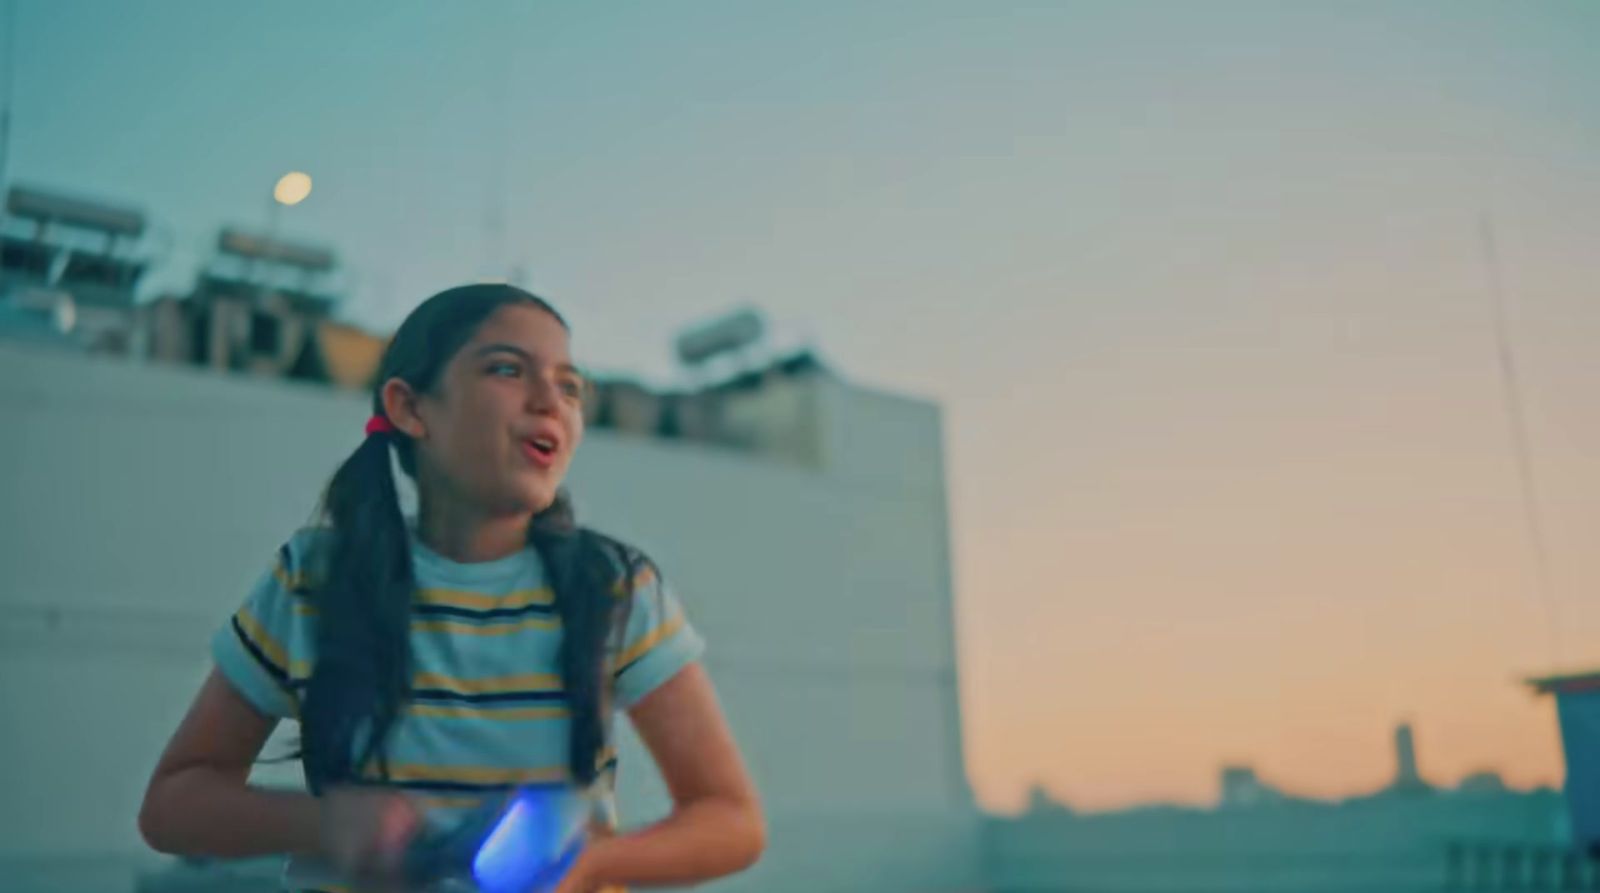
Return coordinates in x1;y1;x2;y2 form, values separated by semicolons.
138;668;418;873
139;668;323;858
568;663;766;891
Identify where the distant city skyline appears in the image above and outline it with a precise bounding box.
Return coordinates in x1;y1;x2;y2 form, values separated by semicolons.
7;1;1599;811
1020;718;1543;816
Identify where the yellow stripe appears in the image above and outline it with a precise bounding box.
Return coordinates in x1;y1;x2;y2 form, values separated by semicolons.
279;571;636;605
272;563;312;593
413;616;559;636
367;747;617;787
292;604;560;627
412;672;562;694
281;572;653;635
613;611;685;672
292;588;555;613
234;608;313;678
414;587;554;611
612;564;657;598
385;763;569;785
408;704;569;721
414;794;488;811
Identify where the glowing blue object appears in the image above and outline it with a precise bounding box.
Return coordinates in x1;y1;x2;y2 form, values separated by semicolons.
471;787;588;893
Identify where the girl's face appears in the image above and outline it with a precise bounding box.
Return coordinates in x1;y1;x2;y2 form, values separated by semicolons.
407;304;587;517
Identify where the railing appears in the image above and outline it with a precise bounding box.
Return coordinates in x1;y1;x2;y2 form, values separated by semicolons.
1445;840;1600;891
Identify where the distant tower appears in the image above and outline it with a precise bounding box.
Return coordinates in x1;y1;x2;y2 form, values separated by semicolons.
1024;784;1072;816
1220;765;1260;809
1219;764;1282;809
1392;721;1428;792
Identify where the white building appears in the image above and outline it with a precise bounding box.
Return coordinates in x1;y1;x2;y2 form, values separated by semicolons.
0;341;981;893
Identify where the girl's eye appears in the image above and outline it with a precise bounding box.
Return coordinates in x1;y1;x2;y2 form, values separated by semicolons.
488;361;522;378
559;379;585;399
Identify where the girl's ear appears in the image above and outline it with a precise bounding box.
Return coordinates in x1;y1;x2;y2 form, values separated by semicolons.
379;377;427;440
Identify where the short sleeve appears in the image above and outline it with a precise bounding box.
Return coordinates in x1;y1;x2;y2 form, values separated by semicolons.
211;536;317;719
611;565;705;711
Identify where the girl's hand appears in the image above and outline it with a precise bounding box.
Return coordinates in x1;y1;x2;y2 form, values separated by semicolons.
318;787;423;884
549;844;601;893
549;822;615;893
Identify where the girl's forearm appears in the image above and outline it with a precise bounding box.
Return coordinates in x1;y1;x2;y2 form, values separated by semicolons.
585;796;765;888
139;766;322;860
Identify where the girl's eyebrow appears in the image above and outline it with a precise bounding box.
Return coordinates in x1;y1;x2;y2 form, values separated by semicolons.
473;343;583;376
472;343;532;361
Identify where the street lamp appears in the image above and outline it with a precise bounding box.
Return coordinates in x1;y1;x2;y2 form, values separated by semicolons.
273;171;313;207
266;171;312;239
258;171;312;284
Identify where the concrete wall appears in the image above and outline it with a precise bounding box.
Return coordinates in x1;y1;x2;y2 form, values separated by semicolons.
0;343;980;893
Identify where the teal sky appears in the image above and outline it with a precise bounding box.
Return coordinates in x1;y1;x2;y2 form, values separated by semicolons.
9;1;1600;810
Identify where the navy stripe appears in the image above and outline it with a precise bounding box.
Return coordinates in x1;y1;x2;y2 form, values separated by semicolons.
411;689;566;705
613;653;647;679
394;779;520;794
388;760;618;794
276;543;314;594
232;617;292;689
412;603;556;621
232;620;288;688
230;619;309;691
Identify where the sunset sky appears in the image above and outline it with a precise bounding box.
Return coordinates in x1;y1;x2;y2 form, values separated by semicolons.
9;0;1599;811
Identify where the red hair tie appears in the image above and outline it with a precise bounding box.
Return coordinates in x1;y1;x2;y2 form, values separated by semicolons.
365;415;397;437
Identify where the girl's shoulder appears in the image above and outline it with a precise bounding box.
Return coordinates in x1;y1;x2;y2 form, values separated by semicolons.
578;527;661;596
274;525;335;593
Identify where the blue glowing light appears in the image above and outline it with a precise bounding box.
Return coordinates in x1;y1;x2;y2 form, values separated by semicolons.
471;788;584;893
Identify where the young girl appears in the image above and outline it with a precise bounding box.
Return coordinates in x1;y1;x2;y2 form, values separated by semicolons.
138;284;766;893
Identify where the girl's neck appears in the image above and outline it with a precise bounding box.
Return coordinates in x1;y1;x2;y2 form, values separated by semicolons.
415;499;531;564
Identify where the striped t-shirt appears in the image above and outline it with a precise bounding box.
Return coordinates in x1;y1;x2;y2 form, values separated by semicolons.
211;526;705;892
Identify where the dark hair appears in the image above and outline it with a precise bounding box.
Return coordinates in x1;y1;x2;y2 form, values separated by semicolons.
301;283;645;793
